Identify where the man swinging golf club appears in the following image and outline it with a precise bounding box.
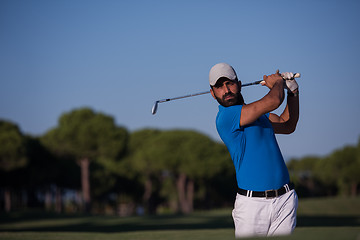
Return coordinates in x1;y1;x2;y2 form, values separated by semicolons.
209;63;299;238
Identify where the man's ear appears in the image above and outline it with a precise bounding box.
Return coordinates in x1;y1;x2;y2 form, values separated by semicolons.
210;88;216;100
238;80;242;91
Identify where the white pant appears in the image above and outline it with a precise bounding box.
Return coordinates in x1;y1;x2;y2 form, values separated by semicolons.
232;189;298;238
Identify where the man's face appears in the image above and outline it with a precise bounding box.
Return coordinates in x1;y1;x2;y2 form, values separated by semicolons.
210;78;243;107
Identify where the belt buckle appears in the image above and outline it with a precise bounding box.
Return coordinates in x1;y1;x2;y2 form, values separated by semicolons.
265;189;278;199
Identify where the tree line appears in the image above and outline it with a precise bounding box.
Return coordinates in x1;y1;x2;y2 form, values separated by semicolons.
287;141;360;198
1;107;359;215
0;107;235;215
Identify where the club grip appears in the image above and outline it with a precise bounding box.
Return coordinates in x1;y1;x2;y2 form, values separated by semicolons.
260;72;301;85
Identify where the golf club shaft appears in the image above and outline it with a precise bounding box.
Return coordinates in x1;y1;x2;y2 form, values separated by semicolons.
157;80;263;103
157;91;209;103
151;80;263;115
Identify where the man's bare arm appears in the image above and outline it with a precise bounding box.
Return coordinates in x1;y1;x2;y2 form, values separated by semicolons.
240;71;285;127
269;89;299;134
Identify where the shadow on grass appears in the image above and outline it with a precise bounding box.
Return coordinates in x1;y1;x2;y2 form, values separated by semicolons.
297;215;360;227
0;210;359;233
0;210;234;233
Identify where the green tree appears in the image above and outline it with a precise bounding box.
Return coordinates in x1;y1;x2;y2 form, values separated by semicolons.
123;129;232;214
26;136;79;211
120;129;164;214
41;108;128;212
153;130;230;214
287;156;323;197
329;145;360;196
312;138;360;197
0;120;28;212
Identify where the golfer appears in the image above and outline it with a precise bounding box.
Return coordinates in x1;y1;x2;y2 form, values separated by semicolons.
209;63;299;238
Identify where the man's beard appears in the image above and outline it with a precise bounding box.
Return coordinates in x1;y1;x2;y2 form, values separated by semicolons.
215;91;244;107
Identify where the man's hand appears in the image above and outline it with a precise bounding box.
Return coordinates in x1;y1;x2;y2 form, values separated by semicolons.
262;70;283;89
281;72;299;92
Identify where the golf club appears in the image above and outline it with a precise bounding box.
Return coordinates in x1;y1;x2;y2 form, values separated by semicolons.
152;73;300;115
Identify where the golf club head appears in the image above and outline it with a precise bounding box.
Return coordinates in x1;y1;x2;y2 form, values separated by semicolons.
152;101;159;115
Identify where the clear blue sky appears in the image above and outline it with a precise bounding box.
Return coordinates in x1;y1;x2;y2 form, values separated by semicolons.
1;0;359;160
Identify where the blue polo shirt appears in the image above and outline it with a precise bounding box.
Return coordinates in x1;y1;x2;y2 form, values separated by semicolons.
216;104;290;191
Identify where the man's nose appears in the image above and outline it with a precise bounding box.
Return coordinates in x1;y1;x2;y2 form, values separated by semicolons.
224;84;231;92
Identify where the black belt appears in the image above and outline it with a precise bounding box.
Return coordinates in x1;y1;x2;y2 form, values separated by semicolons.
237;183;294;198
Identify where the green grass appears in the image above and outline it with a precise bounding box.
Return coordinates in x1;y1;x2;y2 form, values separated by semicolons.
1;197;359;240
297;196;360;215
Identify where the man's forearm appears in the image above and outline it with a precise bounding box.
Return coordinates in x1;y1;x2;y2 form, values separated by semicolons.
266;80;285;110
283;89;299;131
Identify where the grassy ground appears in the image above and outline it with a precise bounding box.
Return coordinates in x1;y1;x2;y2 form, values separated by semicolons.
0;196;359;240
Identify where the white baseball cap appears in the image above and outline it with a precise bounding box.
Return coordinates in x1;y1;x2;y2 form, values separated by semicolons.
209;63;238;86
